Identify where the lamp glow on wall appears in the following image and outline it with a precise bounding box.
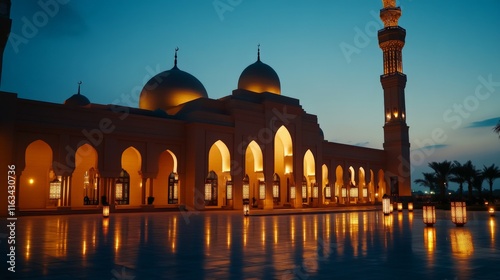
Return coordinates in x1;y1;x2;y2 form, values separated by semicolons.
382;195;390;215
423;204;436;227
451;201;467;226
290;185;296;199
49;177;62;200
325;185;331;199
102;205;110;218
408;202;414;212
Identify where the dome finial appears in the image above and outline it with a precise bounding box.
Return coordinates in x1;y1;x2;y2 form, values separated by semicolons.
174;47;179;68
77;81;82;95
257;44;261;62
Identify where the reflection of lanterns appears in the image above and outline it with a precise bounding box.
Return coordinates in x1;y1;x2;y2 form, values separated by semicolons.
382;195;391;215
49;177;62;199
397;202;403;212
290;185;296;199
408;202;414;212
102;205;110;218
325;185;331;199
423;204;436;227
489;207;495;216
451;201;467;227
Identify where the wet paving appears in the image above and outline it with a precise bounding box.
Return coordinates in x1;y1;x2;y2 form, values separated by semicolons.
2;209;499;279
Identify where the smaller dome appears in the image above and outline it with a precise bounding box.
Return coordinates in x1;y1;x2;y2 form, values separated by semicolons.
64;82;90;107
238;47;281;95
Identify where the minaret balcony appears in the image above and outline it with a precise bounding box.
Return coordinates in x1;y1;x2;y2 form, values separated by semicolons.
378;26;406;45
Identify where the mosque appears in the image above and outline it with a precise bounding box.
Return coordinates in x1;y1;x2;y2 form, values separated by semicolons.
0;0;411;216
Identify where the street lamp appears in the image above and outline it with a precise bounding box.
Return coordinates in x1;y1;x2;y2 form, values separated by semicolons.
450;201;467;226
423;204;436;227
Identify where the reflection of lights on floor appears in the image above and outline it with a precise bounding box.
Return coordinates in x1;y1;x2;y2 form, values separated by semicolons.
450;228;474;257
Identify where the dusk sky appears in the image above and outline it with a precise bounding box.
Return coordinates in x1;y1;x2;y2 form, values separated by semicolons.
3;0;500;191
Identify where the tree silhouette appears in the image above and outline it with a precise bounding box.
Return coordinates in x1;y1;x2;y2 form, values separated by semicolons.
450;161;467;199
414;172;437;192
428;161;453;202
482;164;500;199
494;120;500;138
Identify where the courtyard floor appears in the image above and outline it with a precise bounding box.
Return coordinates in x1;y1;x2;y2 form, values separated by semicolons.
2;207;499;279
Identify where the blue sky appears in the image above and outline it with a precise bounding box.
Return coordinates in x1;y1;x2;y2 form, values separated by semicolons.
3;0;500;191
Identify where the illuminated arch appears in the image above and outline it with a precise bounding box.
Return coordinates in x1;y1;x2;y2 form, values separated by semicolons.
155;149;178;205
247;141;263;172
335;165;343;203
211;140;231;172
20;140;53;209
208;140;231;207
245;141;264;206
72;144;98;207
322;164;330;203
274;126;293;206
121;146;142;206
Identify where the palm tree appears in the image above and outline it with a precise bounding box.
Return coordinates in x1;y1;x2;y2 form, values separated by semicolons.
473;172;484;201
494;120;500;138
414;172;437;192
462;160;477;201
450;161;467;199
428;160;454;202
482;164;500;199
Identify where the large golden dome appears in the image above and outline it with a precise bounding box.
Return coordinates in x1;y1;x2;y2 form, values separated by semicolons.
237;48;281;95
139;51;208;112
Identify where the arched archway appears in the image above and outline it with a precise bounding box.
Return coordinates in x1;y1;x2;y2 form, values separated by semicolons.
20;140;53;209
245;141;264;208
322;164;331;204
274;126;293;207
120;146;142;206
154;149;178;205
207;140;231;207
378;169;387;199
359;167;366;203
303;149;316;206
71;144;98;207
348;166;358;203
335;165;344;204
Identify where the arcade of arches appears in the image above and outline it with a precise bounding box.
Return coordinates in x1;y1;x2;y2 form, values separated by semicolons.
17;128;389;212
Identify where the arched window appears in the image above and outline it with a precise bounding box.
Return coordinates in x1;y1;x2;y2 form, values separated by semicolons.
115;169;130;205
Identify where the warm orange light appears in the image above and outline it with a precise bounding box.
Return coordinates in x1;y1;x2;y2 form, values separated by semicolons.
29;178;34;185
451;201;467;226
423;204;436;227
489;207;495;216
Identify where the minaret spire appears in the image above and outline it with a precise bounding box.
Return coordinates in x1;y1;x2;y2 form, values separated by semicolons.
378;0;411;197
173;47;179;69
257;44;261;62
77;81;82;95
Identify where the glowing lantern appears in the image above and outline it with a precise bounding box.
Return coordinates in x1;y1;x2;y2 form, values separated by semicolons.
325;185;332;199
408;202;414;212
488;207;495;216
49;178;62;200
259;182;266;200
423;204;436;227
397;202;403;212
362;188;368;198
382;195;391;215
350;187;358;198
115;179;123;200
243;203;250;216
290;185;296;199
451;201;467;226
312;184;318;198
341;187;347;198
102;205;110;218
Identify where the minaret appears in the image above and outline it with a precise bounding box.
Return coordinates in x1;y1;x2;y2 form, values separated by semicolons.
378;0;411;196
0;0;11;86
